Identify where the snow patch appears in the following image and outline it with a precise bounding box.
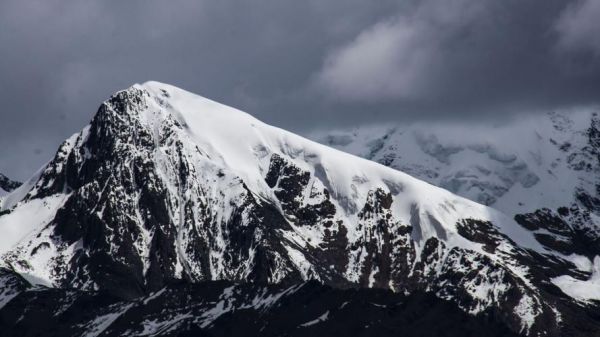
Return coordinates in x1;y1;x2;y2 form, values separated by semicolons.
552;256;600;302
299;310;329;327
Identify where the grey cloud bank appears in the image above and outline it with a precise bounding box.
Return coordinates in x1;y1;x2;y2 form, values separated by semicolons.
555;0;600;56
317;0;600;109
0;0;599;179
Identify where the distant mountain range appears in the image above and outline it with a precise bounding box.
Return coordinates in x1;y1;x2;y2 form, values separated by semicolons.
312;110;600;213
1;82;599;336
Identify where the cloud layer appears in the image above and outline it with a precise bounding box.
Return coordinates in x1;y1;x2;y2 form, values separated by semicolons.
0;0;599;178
317;0;600;111
555;0;600;55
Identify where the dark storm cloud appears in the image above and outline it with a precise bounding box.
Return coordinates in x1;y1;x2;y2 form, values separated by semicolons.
316;0;600;114
555;0;600;56
0;0;599;179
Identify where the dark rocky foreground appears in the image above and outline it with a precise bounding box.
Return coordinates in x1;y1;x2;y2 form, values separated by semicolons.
0;268;520;337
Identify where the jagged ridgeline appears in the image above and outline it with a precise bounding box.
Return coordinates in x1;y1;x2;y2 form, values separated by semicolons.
1;82;599;336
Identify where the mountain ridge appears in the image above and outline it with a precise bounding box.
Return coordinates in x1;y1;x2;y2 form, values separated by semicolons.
312;108;600;297
0;82;598;336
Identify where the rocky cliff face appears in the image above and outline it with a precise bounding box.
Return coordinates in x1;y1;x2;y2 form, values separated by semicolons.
0;82;599;336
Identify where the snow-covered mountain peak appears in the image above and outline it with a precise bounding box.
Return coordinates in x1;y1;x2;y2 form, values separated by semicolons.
95;81;503;233
1;83;599;336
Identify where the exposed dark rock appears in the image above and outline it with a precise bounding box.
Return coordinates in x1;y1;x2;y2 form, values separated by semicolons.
0;174;21;193
0;281;522;337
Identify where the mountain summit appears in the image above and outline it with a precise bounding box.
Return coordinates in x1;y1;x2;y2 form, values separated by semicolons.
1;82;599;336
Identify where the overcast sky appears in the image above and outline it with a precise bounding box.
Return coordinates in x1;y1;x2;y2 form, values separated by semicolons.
1;0;600;180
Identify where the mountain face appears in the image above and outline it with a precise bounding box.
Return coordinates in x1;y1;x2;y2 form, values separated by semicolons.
312;110;600;293
0;173;21;198
0;82;599;336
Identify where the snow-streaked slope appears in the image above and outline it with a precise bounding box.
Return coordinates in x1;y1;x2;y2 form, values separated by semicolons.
311;110;598;214
148;82;542;249
0;82;597;336
313;110;600;305
552;256;600;303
